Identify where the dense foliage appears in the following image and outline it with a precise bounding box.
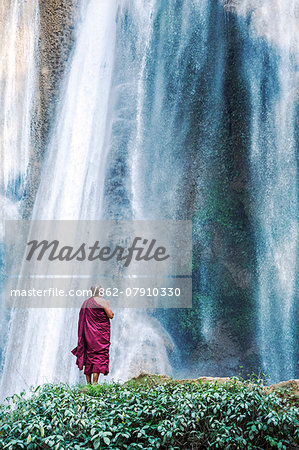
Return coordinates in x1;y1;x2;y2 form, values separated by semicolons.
0;375;298;449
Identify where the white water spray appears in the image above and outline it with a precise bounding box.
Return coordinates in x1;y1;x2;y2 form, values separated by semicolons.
0;0;39;192
0;0;39;385
0;0;173;400
237;0;298;381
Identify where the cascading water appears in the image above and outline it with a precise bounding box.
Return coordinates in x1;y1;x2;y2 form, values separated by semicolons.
0;0;174;400
104;0;228;375
0;0;298;399
0;0;39;193
0;0;39;374
233;0;299;381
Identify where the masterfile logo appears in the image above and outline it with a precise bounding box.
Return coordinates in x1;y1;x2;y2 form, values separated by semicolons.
25;237;170;267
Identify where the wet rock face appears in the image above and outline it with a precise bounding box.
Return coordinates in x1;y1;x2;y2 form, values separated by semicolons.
223;0;240;13
38;0;79;148
25;0;79;215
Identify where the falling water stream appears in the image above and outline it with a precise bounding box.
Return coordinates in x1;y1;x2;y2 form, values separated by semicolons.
0;0;39;385
0;0;174;399
0;0;298;399
235;0;299;381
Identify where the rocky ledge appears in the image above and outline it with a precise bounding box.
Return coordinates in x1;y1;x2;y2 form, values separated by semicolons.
125;371;299;399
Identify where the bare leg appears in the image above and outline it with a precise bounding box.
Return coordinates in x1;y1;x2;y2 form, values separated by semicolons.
85;374;91;384
92;372;99;384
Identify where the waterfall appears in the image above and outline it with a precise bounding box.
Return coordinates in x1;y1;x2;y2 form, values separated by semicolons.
0;0;174;400
0;0;39;377
0;0;298;399
0;0;39;194
103;0;227;375
235;0;298;381
0;0;232;398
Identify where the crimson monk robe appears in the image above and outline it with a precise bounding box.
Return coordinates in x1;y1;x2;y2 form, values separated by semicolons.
71;297;111;375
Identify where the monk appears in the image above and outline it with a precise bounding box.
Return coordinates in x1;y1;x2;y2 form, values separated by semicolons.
71;286;114;384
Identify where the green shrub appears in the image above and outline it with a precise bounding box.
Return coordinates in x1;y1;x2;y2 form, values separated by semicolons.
0;377;298;449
